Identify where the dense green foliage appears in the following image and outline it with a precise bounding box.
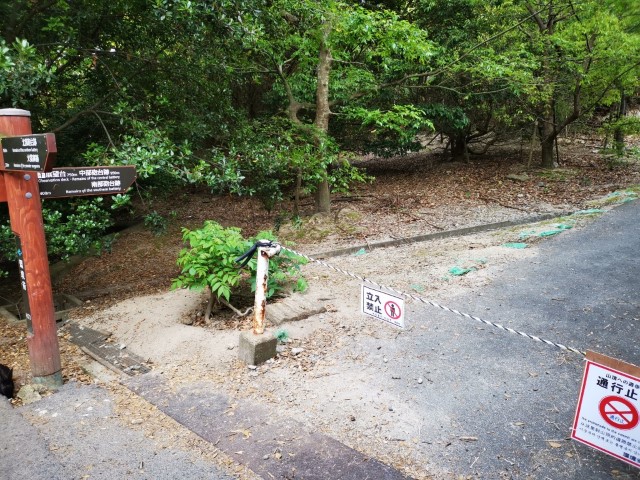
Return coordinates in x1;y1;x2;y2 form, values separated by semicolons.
172;221;307;302
1;0;639;264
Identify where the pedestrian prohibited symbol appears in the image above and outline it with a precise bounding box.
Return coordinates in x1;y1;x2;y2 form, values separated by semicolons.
384;301;402;320
361;284;405;329
599;396;639;430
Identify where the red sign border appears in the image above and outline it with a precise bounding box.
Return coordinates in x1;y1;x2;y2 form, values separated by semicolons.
572;357;640;468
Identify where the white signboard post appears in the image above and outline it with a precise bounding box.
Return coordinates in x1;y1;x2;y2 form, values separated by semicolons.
572;351;640;468
361;284;405;329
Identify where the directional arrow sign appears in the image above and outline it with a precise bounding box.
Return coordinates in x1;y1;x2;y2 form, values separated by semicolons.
0;133;56;171
37;166;137;198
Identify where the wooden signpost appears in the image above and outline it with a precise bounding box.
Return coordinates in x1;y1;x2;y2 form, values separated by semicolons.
0;108;136;388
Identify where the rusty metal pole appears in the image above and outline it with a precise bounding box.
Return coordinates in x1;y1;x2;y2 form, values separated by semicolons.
252;242;281;335
0;108;62;388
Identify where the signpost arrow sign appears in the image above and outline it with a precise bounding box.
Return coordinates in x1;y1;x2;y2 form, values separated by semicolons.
37;166;137;198
0;133;56;172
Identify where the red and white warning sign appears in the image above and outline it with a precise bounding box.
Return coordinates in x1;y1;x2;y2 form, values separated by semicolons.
572;351;640;468
361;284;405;329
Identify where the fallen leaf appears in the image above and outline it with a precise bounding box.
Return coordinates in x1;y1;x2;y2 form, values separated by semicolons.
547;441;562;448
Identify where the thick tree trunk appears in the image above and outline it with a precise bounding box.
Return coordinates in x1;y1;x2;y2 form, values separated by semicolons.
313;24;333;214
449;134;469;162
315;179;331;213
540;137;555;168
539;100;557;168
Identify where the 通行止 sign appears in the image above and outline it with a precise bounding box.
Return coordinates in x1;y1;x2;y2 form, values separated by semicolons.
572;351;640;468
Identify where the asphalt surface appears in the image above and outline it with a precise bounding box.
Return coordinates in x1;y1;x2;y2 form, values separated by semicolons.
0;382;239;479
363;199;640;478
1;200;639;479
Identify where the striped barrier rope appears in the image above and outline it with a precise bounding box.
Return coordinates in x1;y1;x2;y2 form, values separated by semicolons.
280;244;586;357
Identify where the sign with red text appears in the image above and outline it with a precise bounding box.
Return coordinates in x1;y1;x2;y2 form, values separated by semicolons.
572;351;640;468
361;284;405;329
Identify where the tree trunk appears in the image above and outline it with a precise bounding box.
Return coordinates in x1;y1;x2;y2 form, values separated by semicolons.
293;168;302;215
539;101;557;168
449;134;469;162
540;136;555;168
314;178;331;213
313;23;333;214
614;93;627;155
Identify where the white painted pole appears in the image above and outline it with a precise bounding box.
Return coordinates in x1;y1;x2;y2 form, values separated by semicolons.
252;242;281;335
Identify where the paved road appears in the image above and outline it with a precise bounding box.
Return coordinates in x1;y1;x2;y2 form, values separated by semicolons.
363;200;640;478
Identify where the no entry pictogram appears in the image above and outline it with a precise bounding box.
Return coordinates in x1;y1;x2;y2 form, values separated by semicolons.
384;300;402;320
599;396;639;430
573;351;640;468
361;284;405;329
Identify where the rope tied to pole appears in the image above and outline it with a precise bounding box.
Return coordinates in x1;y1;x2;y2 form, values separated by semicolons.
234;240;275;269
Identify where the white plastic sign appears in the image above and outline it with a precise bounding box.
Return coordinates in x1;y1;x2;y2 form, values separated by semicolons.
361;284;405;329
572;351;640;468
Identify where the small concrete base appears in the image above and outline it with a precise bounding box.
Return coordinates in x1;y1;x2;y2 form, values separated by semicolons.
238;330;277;365
32;371;63;390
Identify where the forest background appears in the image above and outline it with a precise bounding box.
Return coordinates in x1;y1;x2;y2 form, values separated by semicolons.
1;0;640;267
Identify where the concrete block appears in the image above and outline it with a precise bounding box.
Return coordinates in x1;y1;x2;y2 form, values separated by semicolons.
238;330;277;365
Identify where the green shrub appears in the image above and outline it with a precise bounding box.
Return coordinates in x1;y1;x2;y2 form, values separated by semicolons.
171;221;307;305
0;198;112;264
144;211;168;236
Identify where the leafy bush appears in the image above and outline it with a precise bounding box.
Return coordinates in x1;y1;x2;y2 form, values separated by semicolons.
0;38;52;106
144;211;168;236
203;118;371;210
0;198;112;271
172;221;307;305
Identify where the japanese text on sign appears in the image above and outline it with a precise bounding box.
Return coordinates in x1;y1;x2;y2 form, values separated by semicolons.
361;284;405;329
573;352;640;468
0;134;53;171
37;166;136;198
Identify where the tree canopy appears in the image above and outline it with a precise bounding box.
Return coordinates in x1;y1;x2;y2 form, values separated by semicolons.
1;0;639;261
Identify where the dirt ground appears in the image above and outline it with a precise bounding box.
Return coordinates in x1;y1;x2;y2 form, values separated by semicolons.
1;139;640;478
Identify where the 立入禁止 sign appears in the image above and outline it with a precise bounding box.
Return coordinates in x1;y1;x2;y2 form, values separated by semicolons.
361;284;405;329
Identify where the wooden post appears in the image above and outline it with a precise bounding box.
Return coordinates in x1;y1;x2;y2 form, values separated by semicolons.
0;109;62;388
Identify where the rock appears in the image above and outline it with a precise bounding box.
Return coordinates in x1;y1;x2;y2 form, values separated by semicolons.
291;347;304;355
180;316;194;325
17;385;42;405
263;454;270;460
383;357;388;363
131;418;144;425
506;174;529;182
227;344;235;350
418;377;423;384
276;345;286;353
247;365;257;370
